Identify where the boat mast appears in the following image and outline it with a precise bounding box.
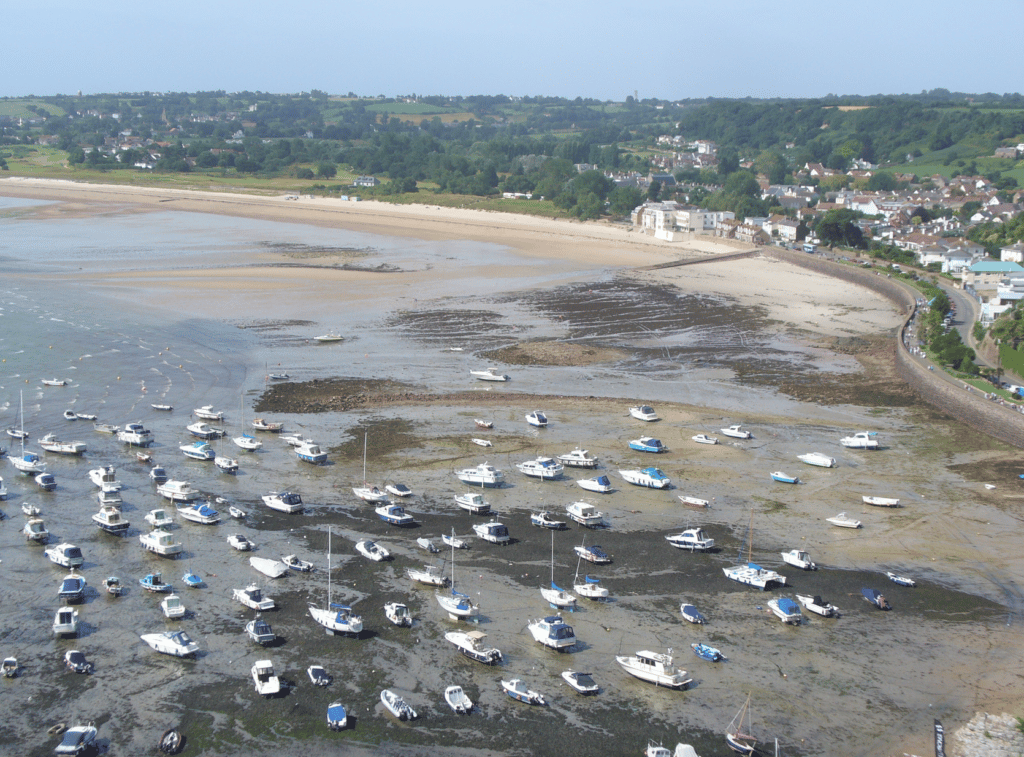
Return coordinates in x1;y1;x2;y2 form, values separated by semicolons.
19;390;25;457
746;509;754;564
326;527;332;607
362;432;368;486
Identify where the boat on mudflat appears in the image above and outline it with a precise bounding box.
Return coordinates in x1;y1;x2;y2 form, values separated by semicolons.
781;549;817;570
501;678;546;705
826;512;862;529
691;642;724;662
665;528;714;551
470;368;509;382
629;436;667;453
381;689;417;720
558;447;599;469
577;475;613;493
616;649;691;689
795;593;840;617
841;431;879;449
863;495;900;507
886;570;916;587
798;452;836;468
721;424;752;439
629;405;659;422
767;597;803;624
620;467;671;489
770;471;799;484
862;587;890;610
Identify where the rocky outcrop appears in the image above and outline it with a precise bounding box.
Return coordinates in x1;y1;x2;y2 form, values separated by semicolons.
953;712;1024;757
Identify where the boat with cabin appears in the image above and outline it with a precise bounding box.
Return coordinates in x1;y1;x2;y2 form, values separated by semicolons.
444;685;473;713
407;564;448;586
436;535;479;619
251;418;283;432
23;517;49;542
356;539;391;562
863;495;900;507
721;424;752;439
841;431;878;449
455;462;505;488
39;433;87;455
227;534;254;551
117;422;154;447
566;501;606;528
187;422;223;440
282;554;314;572
616;649;691;689
561;670;599;695
795;593;840;617
46;543;84;568
723;512;787;590
455;492;491;514
375;502;416;526
193;405;225;421
157;480;199;502
234;583;275;610
502;678;546;705
262;491;303;513
629;436;667;453
53;606;79;636
140;529;183;556
620;467;671;489
141;630;199;657
246;617;276;644
692;434;719;445
295;440;327;463
798;452;836;468
525;410;548;427
161;594;186;619
577;474;613;493
768;597;803;624
35;471;57;490
176;501;220;524
575;542;610;564
540;530;577;610
385;602;413;627
215;455;239;473
531;511;567;529
473;520;511;544
149;465;169;484
386;483;412;498
469;368;509;382
826;512;862;528
92;504;130;534
557;447;599;468
140;572;172;593
781;549;817;570
516;456;563;479
666;528;715;551
252;659;281;696
630;405;659;422
313;330;344;342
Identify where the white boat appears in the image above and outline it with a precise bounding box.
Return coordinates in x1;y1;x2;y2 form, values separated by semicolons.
841;431;879;449
863;495;900;507
282;554;314;572
665;528;715;551
161;593;186;619
262;491;303;513
516;456;563;479
252;659;281;696
246;617;276;645
436;534;479;619
616;649;691;689
386;483;412;498
528;614;576;650
55;724;97;756
472;520;511;544
781;549;817;570
157;480;199;502
313;330;344;342
557;447;599;468
234;583;276;611
724;512;786;590
38;433;87;455
630;405;659;422
356;539;391;561
886;570;917;587
0;476;6;500
150;403;173;411
176;501;220;524
376;502;416;526
234;433;263;451
193;405;224;420
525;410;548;427
93;504;130;534
308;665;332;686
139;529;183;556
573;547;609;600
795;593;840;618
11;450;46;475
97;488;122;506
381;689;417;720
629;436;667;453
470;368;509;382
417;536;440;553
308;529;363;635
768;597;803;624
445;630;501;663
187;421;223;439
45;543;84;568
295;440;326;463
251;418;283;432
577;474;613;493
692;434;719;445
470;437;492;447
149;465;168;484
117;422;154;447
530;511;567;529
798;452;836;468
680;603;706;624
353;484;388;502
721;424;752;439
679;495;710;508
227;534;254;551
444;685;473;714
228;505;246;519
384;602;413;627
566;501;606;528
442;531;468;549
826;512;862;528
574;542;611;564
52;606;79;636
21;501;37;516
561;670;599;695
250;556;288;578
620;467;671;489
35;470;57;491
23;517;49;542
41;378;67;387
455;492;491;513
406;564;448;586
646;741;672;757
280;433;315;447
61;410;75;421
540;530;577;610
455;462;505;488
2;657;19;678
215;455;239;473
181;441;216;461
474;419;493;429
502;678;546;705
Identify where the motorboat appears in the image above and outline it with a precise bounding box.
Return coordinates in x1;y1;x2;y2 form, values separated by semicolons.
615;649;691;689
469;368;509;382
577;475;613;493
630;405;659;422
770;471;799;484
251;418;283;432
262;491;303;513
159;730;183;755
22;502;39;516
282;554;315;572
841;431;879;449
187;421;223;439
444;685;473;714
557;447;599;468
406;565;448;586
455;492;491;514
140;529;183;556
502;678;546;705
151;403;173;411
862;587;890;610
52;606;80;636
385;602;413;627
721;424;752;439
531;511;567;529
215;456;239;473
313;330;344;342
234;583;276;610
470;437;492;447
193;405;224;421
528;615;576;650
54;723;97;755
525;410;548;427
103;577;123;596
798;452;836;468
181;441;215;461
516;456;563;479
97;487;122;506
886;570;917;587
386;483;412;498
2;657;18;678
795;593;839;618
117;422;154;447
161;593;186;619
356;539;391;562
620;467;671;489
294;440;327;463
246;617;276;644
680;603;706;624
38;433;87;455
781;549;817;570
250;556;288;578
566;501;606;528
472;520;511;544
327;701;347;730
441;631;495;663
42;378;67;387
58;571;87;603
228;505;246;519
376;502;416;526
92;505;130;534
574;543;610;564
182;568;201;588
149;465;169;484
308;665;332;686
23;517;49;542
629;436;667;453
0;476;6;500
455;462;505;488
417;536;440;553
45;542;84;568
691;642;724;662
35;471;57;491
157;480;199;502
442;531;468;549
666;528;715;551
381;689;417;720
768;597;803;624
692;434;719;445
723;562;786;590
280;433;315;447
726;694;758;755
234;432;263;451
561;670;599;695
252;659;281;697
826;512;862;528
678;495;710;508
863;495;900;507
176;501;220;524
475;418;493;429
227;534;254;551
140;572;172;593
353;483;388;503
308;529;363;635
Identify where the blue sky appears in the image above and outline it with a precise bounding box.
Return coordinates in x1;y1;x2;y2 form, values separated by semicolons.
6;1;1021;100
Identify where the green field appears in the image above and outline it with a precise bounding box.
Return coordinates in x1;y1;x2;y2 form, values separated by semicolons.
363;101;449;115
0;98;67;119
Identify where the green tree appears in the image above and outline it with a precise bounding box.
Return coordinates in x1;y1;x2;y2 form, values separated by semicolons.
609;186;643;216
717;148;739;177
868;172;897;191
815;208;865;248
647;180;661;202
316;161;337;179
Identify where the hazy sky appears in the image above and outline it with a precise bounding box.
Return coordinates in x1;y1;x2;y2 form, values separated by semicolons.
6;1;1020;100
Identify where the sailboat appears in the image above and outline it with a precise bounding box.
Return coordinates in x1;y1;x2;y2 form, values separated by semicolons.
308;528;363;635
436;529;480;620
232;395;262;451
10;391;46;475
352;432;388;502
540;530;577;610
181;532;203;588
573;541;610;600
723;510;787;590
725;693;758;755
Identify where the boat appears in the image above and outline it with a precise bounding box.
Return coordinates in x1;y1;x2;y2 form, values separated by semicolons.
723;511;787;590
381;689;417;720
862;587;891;610
227;534;254;551
540;530;577;610
725;694;758;755
680;603;706;625
770;471;799;484
376;502;416;526
436;533;479;619
795;594;839;618
251;418;284;432
176;501;220;524
54;723;97;755
215;455;239;473
182;566;201;587
252;659;281;697
692;434;719;445
92;504;130;534
531;511;567;529
136;451;152;463
324;701;347;732
470;368;509;382
21;501;38;516
502;678;546;705
525;410;548;427
234;583;275;611
140;529;183;556
246;617;276;644
5;427;27;440
442;531;468;549
561;670;599;695
295;440;327;463
0;476;6;500
557;448;600;470
616;649;691;689
141;630;199;657
35;471;57;491
516;456;563;479
781;549;817;570
234;432;262;451
472;520;511;544
157;480;199;502
886;570;916;587
665;528;715;551
308;665;332;686
646;742;672;757
250;556;288;578
149;465;169;484
385;602;413;627
566;501;606;528
386;483;412;498
42;378;67;387
187;421;223;440
841;431;879;449
52;606;79;636
2;657;18;678
117;422;154;447
691;642;724;662
38;433;86;455
630;405;659;422
768;597;803;624
455;492;491;514
721;424;752;439
280;433;315;447
573;544;609;600
262;491;303;513
826;512;862;529
679;495;710;508
103;577;123;596
282;554;315;572
58;571;87;603
629;436;667;453
64;650;91;675
406;565;448;586
455;462;505;488
444;685;473;713
575;474;613;494
140;572;172;593
417;536;440;553
313;330;344;342
620;467;671;489
798;452;836;468
161;593;186;619
193;405;224;421
356;539;391;562
151;403;173;411
23;517;49;542
10;400;46;472
863;495;900;507
228;505;246;519
158;728;183;755
308;529;363;635
470;438;492;447
574;542;610;564
475;418;493;429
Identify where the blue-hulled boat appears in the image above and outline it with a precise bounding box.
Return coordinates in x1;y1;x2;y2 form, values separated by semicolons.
182;570;203;588
691;642;724;662
375;502;416;526
770;471;799;484
628;437;667;453
140;572;173;593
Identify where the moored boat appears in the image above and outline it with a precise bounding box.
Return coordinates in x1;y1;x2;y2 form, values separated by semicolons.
326;701;347;730
472;520;511;544
781;549;817;570
795;593;839;617
574;542;610;564
384;602;413;627
250;556;288;578
725;694;758;755
841;431;879;449
862;587;890;610
455;492;491;514
92;504;130;534
140;572;172;593
566;501;606;528
721;424;752;439
557;447;599;468
886;570;916;587
798;452;836;468
679;495;710;508
629;436;667;453
692;434;718;445
117;422;154;447
863;495;900;507
770;471;799;484
530;511;567;529
561;670;599;695
234;583;275;611
501;678;546;705
629;405;659;422
140;529;183;556
283;554;315;572
620;466;671;489
577;475;613;493
38;433;87;455
616;649;691;689
375;502;416;526
444;685;473;713
356;539;391;562
691;642;724;661
193;405;224;420
295;440;327;463
381;689;417;720
826;512;862;528
157;480;199;502
525;410;548;427
176;501;220;524
680;603;706;624
455;462;505;488
252;659;281;696
469;368;509;382
516;456;563;479
262;491;303;513
665;528;715;551
767;597;803;624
